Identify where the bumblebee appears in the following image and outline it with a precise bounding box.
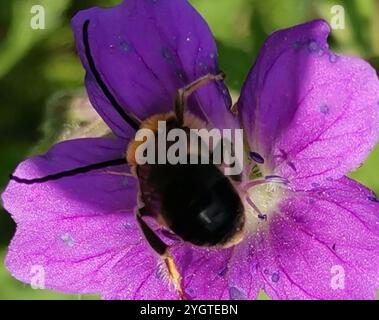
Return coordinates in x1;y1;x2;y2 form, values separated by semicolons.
125;74;245;299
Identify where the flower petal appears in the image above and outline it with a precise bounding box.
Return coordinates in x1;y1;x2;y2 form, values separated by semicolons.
253;177;379;299
6;213;140;294
238;20;379;189
172;240;261;300
102;235;178;300
2;138;142;293
102;226;262;300
72;0;235;138
3;138;136;223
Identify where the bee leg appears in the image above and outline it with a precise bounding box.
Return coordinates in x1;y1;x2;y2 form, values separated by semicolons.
230;102;238;115
174;72;226;126
136;209;185;300
102;170;133;177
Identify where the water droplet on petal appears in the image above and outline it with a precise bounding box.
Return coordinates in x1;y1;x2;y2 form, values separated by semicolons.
320;104;330;115
185;32;192;42
119;40;131;52
308;40;319;52
329;53;338;63
123;221;133;229
293;40;302;50
60;233;74;247
185;287;196;299
229;286;247;300
176;69;185;81
161;47;172;60
197;59;208;72
271;272;280;283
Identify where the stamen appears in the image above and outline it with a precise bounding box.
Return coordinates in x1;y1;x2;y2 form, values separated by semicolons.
242;174;289;224
243;179;267;192
249;152;265;164
264;175;289;185
243;175;289;192
245;195;267;221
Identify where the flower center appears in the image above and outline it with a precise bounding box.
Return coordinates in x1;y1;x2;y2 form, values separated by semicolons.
241;166;289;233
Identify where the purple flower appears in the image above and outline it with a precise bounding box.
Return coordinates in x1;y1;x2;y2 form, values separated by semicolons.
2;0;379;300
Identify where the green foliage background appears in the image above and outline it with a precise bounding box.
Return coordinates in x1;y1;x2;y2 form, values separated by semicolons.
0;0;378;300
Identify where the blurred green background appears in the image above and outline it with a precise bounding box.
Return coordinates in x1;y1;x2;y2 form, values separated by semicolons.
0;0;378;300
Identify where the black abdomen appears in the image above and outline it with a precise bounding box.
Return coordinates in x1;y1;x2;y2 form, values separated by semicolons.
148;163;244;247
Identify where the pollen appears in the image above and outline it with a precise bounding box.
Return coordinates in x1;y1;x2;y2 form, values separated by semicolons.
242;175;288;233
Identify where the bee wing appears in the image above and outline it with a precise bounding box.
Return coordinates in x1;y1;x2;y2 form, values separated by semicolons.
135;164;164;221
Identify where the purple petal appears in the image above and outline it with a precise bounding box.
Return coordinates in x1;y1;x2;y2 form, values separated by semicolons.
253;177;379;299
238;20;379;189
171;241;261;300
3;138;136;223
103;229;262;299
6;213;141;294
2;138;142;293
102;227;178;300
72;0;236;138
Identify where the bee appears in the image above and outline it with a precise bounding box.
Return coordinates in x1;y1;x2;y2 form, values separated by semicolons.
12;20;246;300
126;74;245;298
